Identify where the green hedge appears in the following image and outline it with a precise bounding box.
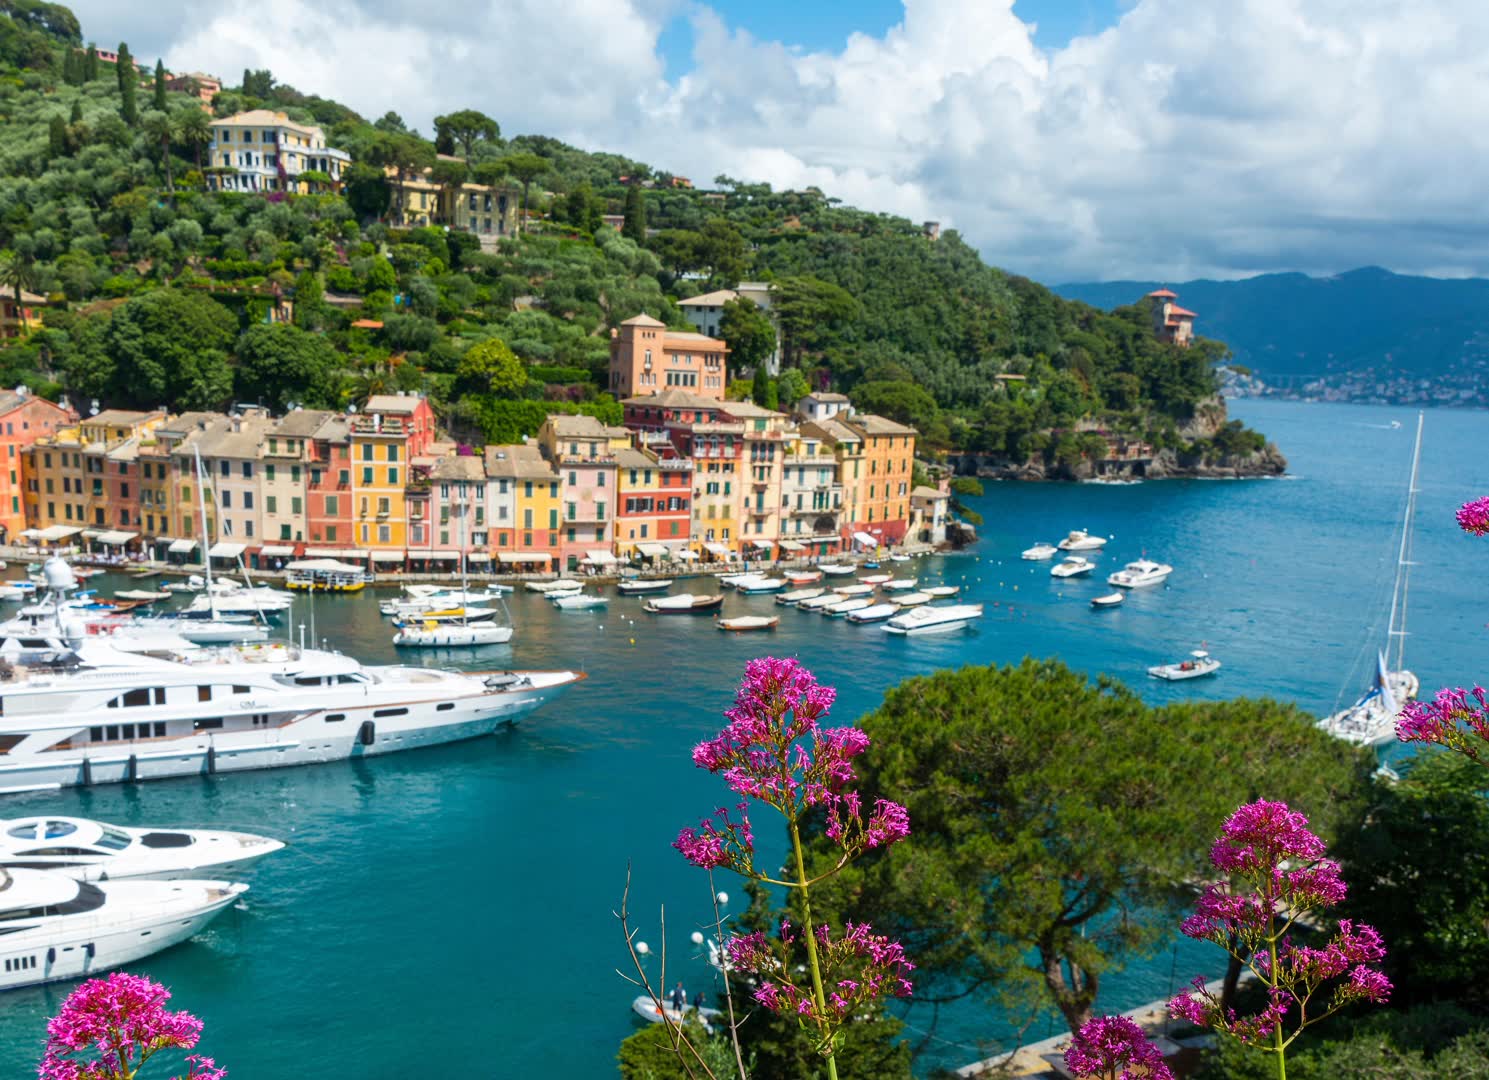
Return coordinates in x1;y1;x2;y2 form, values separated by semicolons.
464;397;623;444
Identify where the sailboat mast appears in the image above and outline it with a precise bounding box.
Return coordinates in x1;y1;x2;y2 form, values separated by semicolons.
194;446;219;622
1386;412;1424;672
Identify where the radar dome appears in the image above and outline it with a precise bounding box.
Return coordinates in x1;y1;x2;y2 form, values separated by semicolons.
42;557;77;590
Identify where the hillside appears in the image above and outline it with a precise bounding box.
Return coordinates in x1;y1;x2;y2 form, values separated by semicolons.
1055;267;1489;383
0;3;1278;476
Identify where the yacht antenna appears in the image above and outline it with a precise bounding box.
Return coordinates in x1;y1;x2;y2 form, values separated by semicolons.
1387;412;1424;673
193;446;219;624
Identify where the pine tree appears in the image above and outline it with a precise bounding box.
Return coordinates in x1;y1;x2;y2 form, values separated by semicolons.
120;58;137;126
113;43;130;91
69;101;82;124
153;59;167;112
61;49;77;85
84;44;98;82
242;68;252;93
622;184;646;243
48;115;67;159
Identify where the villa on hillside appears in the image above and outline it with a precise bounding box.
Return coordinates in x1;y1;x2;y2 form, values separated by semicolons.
678;282;782;373
206;110;350;195
607;315;730;400
1148;288;1197;347
385;156;520;239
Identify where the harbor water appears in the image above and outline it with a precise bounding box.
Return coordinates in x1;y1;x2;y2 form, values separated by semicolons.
1;399;1486;1077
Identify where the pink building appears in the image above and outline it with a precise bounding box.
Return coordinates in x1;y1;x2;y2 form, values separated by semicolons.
537;414;624;571
607;315;729;401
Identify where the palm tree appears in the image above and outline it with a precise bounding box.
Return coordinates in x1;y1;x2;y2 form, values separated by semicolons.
0;250;39;333
176;107;212;176
140;109;178;193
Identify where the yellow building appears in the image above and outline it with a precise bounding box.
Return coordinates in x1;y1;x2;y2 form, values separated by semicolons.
24;409;165;537
208;110;350;195
846;415;917;541
487;443;561;571
385;159;520;238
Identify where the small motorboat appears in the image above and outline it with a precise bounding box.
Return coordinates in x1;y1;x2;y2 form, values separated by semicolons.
0;581;38;601
1091;592;1125;608
863;560;881;569
716;615;779;632
113;589;170;602
0;816;284;881
526;579;582;594
734;576;787;595
1021;543;1058;561
885;603;984;635
1058;530;1108;552
796;593;841;611
859;574;892;585
846;603;899;624
880;578;918;592
162;576;205;593
832;583;876;597
777;587;825;606
784;570;823;585
632;994;724;1033
1051;558;1094;579
617;578;674;595
716;572;756;587
644;594;724;614
551;592;609;610
1148;650;1221;681
823;597;873;617
1107;560;1174;589
889;553;911;563
894;591;932;607
923;585;961;598
818;563;856;576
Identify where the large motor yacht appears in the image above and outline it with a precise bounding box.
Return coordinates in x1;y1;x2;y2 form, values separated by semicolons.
884;603;984;635
0;866;246;990
1;816;283;881
0;634;581;795
1106;560;1174;588
1058;530;1108;552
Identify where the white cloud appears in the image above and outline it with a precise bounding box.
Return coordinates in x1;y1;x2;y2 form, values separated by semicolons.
74;0;1489;282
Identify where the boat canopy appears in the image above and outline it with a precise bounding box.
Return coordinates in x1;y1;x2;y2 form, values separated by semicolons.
286;559;364;574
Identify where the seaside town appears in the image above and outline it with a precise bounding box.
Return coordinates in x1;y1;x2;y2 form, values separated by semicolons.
2;7;1489;1080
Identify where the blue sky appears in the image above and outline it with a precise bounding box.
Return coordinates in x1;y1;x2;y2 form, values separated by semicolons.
656;0;1126;74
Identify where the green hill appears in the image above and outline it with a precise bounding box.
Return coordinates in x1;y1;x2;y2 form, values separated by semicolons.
0;2;1273;473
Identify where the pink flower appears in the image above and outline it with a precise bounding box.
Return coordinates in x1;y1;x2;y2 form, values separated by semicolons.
1397;686;1489;762
1065;1015;1175;1080
1457;496;1489;536
1210;800;1326;876
1344;966;1392;1003
39;973;223;1080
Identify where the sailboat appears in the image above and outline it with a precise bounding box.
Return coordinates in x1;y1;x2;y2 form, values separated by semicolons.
393;498;513;647
1317;412;1424;747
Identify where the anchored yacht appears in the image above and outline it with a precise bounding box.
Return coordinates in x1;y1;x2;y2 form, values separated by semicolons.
1058;530;1108;551
1106;560;1173;588
0;639;581;795
0;866;246;990
1;816;283;881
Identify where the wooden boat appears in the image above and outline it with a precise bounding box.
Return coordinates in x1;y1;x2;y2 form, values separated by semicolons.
880;578;918;592
796;593;841;611
777;587;825;606
831;583;875;597
893;592;931;607
846;603;899;623
818;563;855;576
616;578;673;595
644;593;724;614
923;585;961;598
1091;592;1125;608
784;570;823;585
859;574;892;585
716;615;779;632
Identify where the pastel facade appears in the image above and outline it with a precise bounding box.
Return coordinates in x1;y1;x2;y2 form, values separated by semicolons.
847;414;916;543
385;163;519;238
486;444;560;571
164;71;221;105
537;414;624;571
614;448;692;558
608;315;729;401
780;428;845;554
24;410;166;535
208;110;350;194
350;395;436;554
729;402;789;558
0;289;45;340
0;391;75;542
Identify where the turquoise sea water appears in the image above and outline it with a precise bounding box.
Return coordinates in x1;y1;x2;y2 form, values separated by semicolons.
0;399;1486;1077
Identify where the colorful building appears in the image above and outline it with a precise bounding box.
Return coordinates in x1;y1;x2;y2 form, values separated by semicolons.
258;409;330;561
726;401;789;559
608;315;729;400
208;110;350;195
0;289;45;340
304;413;353;551
614;447;692;559
537;414;624;571
25;409;165;537
350;394;436;556
1148;288;1196;347
385;159;520;239
845;414;916;544
486;443;560;572
0;390;74;543
780;427;844;556
198;411;273;559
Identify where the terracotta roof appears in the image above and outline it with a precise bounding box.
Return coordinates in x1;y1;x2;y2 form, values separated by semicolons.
677;289;739;307
1168;306;1197;318
351;319;384;329
911;485;945;499
483;443;555;480
621;389;724;410
429;456;485;481
1147;288;1178;299
364;394;424;415
621;314;666;328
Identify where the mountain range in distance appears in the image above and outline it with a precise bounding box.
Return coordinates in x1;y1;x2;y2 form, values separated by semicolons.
1054;266;1489;382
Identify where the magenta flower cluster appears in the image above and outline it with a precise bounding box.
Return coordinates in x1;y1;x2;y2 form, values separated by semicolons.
1457;496;1489;536
726;919;914;1026
1063;1015;1174;1080
39;972;225;1080
1169;800;1389;1052
673;656;911;874
1397;684;1489;764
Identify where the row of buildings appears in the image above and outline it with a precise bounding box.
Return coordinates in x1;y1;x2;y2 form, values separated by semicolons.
0;387;943;573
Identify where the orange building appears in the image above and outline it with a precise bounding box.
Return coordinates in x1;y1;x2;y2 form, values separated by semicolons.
0;389;74;542
607;315;729;400
1148;288;1196;347
613;447;692;559
845;414;916;544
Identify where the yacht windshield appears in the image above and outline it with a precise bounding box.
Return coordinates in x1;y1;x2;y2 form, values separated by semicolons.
95;828;132;851
44;821;77;840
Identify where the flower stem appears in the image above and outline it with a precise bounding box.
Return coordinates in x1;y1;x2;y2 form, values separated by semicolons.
790;816;840;1080
1270;929;1285;1080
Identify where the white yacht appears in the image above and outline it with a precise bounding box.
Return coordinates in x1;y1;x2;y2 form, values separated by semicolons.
1021;543;1058;561
616;579;673;595
1148;650;1222;681
1058;530;1108;552
1319;413;1424;746
550;592;608;611
1051;557;1095;578
525;579;583;595
391;621;513;647
0;640;580;795
884;603;984;635
1;817;283;881
0;867;246;990
1107;560;1173;588
378;586;509;619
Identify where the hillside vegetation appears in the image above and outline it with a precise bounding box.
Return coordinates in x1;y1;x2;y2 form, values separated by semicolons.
0;2;1266;468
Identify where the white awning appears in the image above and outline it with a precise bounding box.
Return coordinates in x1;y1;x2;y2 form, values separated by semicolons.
40;525;82;541
852;531;879;548
208;541;246;558
673;548;700;561
585;550;620;565
778;539;806;552
703;542;732;557
81;529;103;540
497;551;553;564
304;548;367;559
168;538;198;554
425;550;459;560
748;539;774;551
286;558;364;574
96;530;138;545
17;528;43;539
636;542;669;558
467;551;492;562
258;544;296;557
371;551;405;563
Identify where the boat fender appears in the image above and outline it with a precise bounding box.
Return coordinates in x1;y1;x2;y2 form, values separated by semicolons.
80;756;92;786
126;754;137;783
84;943;95;959
358;720;375;747
46;947;55;965
206;744;216;775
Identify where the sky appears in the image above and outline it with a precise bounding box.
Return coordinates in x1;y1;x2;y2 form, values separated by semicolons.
63;0;1489;285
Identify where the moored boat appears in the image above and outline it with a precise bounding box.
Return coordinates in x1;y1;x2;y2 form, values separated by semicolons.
616;578;673;595
880;578;918;592
846;603;899;624
884;603;984;635
1091;592;1125;608
1106;559;1173;589
1058;530;1108;552
831;583;876;597
795;593;841;611
822;597;872;617
716;615;779;632
858;574;892;586
551;592;608;610
1147;650;1221;681
644;594;724;614
734;576;786;595
818;563;856;576
893;591;932;607
776;587;825;606
0;816;283;881
392;622;514;647
1050;557;1094;579
922;585;961;597
1021;543;1058;561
